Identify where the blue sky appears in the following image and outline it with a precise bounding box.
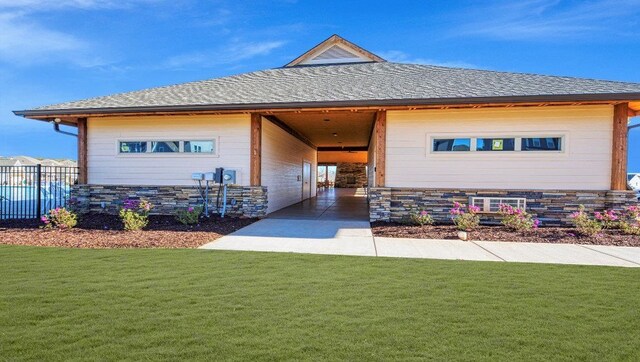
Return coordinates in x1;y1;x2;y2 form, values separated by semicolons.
0;0;639;170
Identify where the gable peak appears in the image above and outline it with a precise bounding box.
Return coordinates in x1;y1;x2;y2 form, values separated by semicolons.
285;34;385;67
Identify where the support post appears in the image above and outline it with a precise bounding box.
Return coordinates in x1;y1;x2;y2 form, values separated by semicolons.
374;110;386;187
77;117;88;184
611;103;629;191
250;113;262;186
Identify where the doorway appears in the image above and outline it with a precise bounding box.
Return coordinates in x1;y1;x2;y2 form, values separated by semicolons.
302;161;312;200
317;164;337;189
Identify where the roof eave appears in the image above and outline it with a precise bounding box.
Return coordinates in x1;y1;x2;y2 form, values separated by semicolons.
13;93;640;118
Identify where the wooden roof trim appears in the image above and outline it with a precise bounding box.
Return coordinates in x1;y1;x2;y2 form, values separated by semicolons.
20;101;630;122
284;34;385;67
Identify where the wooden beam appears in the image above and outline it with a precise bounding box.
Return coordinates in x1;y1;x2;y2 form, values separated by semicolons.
262;115;317;150
374;111;386;187
629;109;639;117
250;113;262;186
611;103;629;190
317;146;368;152
77;117;88;184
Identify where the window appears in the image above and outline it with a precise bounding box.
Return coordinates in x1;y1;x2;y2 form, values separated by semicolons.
477;138;515;151
430;135;564;154
470;197;526;213
118;139;218;155
184;140;216;153
433;138;471;152
151;141;180;153
521;137;562;151
119;141;147;153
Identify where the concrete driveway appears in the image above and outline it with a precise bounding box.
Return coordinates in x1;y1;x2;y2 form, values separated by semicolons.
200;218;640;268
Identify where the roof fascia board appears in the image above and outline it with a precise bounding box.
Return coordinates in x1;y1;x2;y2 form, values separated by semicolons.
13;93;640;118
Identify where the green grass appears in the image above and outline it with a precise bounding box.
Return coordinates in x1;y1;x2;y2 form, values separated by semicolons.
1;246;639;361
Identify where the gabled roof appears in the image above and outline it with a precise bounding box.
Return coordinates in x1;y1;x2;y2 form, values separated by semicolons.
13;36;640;117
285;34;385;67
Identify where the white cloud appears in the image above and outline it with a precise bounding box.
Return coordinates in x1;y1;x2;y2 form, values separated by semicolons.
0;11;113;67
378;50;480;69
455;0;640;40
163;40;286;69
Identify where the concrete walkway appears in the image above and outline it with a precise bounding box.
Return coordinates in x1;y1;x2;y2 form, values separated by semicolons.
200;219;640;267
267;188;369;221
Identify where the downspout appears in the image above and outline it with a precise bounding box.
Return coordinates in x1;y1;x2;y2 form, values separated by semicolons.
51;119;78;137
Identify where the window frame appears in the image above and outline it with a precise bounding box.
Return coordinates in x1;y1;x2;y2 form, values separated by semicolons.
427;133;566;156
116;137;219;157
431;137;473;153
183;139;218;154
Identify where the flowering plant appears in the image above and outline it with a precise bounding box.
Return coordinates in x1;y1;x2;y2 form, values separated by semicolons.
175;206;203;225
119;198;153;231
41;207;77;230
498;204;540;232
449;202;480;231
409;209;434;226
594;209;619;229
619;205;640;235
569;205;602;236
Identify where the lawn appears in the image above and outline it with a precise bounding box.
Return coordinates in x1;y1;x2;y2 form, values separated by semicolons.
1;246;639;361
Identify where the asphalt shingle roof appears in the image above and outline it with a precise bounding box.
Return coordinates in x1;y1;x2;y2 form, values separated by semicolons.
22;62;640;113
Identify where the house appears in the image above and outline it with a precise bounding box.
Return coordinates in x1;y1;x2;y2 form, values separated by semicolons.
13;35;640;224
629;174;640;190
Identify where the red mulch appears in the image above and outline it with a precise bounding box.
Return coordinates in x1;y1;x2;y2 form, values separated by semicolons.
0;213;256;249
371;222;640;247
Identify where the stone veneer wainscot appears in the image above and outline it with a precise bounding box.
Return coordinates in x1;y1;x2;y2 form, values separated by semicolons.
71;185;268;218
368;187;638;226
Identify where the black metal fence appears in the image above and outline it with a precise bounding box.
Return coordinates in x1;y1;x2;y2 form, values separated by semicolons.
0;165;79;220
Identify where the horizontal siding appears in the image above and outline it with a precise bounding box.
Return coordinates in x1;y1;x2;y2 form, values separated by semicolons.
385;106;613;190
261;118;317;213
87;114;251;185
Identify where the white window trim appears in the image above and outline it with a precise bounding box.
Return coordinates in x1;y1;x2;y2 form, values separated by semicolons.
469;196;527;214
427;133;567;156
116;137;220;158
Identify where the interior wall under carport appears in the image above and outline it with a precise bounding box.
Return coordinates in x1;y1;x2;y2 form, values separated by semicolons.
260;117;317;213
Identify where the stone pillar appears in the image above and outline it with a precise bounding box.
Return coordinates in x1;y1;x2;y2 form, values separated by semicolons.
369;187;391;222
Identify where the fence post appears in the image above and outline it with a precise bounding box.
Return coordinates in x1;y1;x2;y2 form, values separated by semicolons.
36;164;42;219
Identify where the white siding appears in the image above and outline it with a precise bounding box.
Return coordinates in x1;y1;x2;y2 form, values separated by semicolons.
386;105;614;190
87;114;251;185
261;118;317;213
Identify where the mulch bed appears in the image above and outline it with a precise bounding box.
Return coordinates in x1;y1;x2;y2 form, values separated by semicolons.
371;222;640;247
0;213;256;249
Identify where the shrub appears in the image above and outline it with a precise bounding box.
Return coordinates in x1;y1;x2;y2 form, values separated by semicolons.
409;209;434;227
176;206;203;225
498;204;540;232
569;205;602;236
594;209;619;229
449;202;480;231
119;199;153;231
41;207;77;230
619;206;640;236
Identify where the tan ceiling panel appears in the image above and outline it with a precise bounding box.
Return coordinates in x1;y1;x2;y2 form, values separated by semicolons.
275;112;375;147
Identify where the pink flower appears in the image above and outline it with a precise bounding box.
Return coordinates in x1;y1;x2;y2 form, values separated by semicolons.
188;207;194;212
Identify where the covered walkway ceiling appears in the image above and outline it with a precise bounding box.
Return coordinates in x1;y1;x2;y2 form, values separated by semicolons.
272;111;375;148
